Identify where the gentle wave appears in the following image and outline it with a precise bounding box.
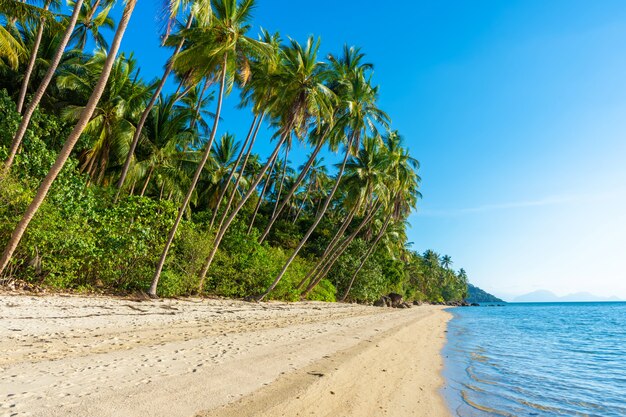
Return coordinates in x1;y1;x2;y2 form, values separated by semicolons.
443;302;626;417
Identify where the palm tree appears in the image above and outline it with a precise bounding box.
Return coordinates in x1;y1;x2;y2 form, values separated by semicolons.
301;135;391;297
258;46;374;242
69;0;115;51
149;0;269;297
15;0;59;113
132;93;195;198
2;0;85;177
195;35;336;291
259;47;388;301
441;255;453;270
210;29;281;231
114;0;212;200
57;51;153;184
0;0;138;277
341;139;421;301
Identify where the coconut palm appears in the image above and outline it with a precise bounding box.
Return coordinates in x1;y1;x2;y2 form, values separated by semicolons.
149;0;270;297
69;0;115;51
259;47;388;301
15;0;59;113
300;135;391;297
340;143;421;301
2;0;84;177
209;29;281;230
131;93;195;198
0;0;138;277
195;35;336;291
57;51;153;184
114;0;212;200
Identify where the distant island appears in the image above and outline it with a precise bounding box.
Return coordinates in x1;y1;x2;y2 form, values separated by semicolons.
513;290;621;303
465;284;504;304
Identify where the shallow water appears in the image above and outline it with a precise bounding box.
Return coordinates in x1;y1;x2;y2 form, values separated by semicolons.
443;302;626;417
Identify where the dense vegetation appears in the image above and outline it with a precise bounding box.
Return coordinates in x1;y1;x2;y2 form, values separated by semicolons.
466;284;504;304
0;0;470;303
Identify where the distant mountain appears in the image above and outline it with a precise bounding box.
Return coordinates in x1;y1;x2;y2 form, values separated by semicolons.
466;284;504;303
513;290;621;303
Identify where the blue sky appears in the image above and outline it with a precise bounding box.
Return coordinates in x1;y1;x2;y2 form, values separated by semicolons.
103;0;626;299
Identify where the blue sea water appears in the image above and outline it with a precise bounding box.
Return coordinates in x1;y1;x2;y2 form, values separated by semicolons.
443;302;626;417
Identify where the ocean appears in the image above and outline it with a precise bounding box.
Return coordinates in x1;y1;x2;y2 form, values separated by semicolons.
443;302;626;417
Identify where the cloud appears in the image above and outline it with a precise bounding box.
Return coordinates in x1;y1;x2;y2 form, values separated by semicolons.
417;194;593;217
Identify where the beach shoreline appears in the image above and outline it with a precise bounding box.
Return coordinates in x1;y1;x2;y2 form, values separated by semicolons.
0;294;452;417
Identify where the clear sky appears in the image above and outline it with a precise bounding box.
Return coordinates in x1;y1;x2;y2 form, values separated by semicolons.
103;0;626;300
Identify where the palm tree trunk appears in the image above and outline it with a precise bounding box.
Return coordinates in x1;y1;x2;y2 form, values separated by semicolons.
2;0;84;178
215;113;264;232
196;133;288;290
85;0;101;22
258;137;325;243
270;147;289;218
209;113;259;229
340;211;392;302
258;137;354;301
148;53;228;297
0;0;136;277
190;79;210;130
292;182;312;223
300;202;381;296
16;0;52;113
139;165;154;196
247;150;279;234
114;12;195;200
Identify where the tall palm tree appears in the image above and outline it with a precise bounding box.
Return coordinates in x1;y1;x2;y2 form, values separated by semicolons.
132;93;195;198
0;0;138;277
57;51;153;184
195;35;336;291
15;0;59;113
440;255;453;270
258;46;374;242
2;0;84;177
69;0;115;51
301;136;391;296
340;140;421;301
259;48;388;301
149;0;269;297
114;0;212;200
210;29;281;230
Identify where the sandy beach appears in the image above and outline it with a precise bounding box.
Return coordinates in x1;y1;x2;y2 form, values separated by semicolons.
0;294;451;417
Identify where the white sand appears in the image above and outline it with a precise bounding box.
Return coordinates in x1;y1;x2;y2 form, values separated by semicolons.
0;294;451;417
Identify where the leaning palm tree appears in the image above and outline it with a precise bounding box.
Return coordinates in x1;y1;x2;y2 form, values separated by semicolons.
149;0;269;297
258;46;374;243
0;0;138;277
69;0;115;51
300;135;391;296
209;29;282;230
57;51;153;184
2;0;85;177
195;35;336;292
341;142;421;301
258;52;388;301
15;0;60;113
114;0;212;200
